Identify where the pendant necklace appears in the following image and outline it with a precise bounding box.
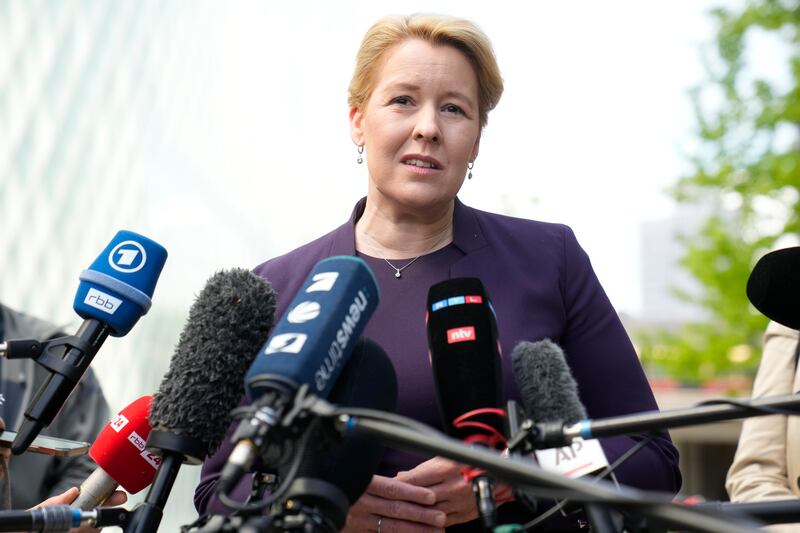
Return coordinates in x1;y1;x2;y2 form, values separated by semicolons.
383;255;422;279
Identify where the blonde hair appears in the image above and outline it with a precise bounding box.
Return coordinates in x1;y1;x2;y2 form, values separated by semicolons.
348;14;503;129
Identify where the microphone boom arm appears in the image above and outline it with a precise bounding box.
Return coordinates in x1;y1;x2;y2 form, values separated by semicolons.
316;401;763;533
538;394;800;449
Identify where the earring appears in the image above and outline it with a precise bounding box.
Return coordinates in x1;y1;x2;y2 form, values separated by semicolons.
357;145;364;164
467;161;474;179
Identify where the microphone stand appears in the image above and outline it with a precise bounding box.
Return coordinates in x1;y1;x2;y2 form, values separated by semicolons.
519;393;800;449
308;399;762;533
126;430;206;533
0;506;131;531
506;400;623;532
692;500;800;525
1;324;111;454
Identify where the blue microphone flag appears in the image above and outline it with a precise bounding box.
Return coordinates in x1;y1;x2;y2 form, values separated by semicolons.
245;256;379;401
73;230;167;336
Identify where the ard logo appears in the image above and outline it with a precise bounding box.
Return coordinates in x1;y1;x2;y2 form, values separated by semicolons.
108;240;147;273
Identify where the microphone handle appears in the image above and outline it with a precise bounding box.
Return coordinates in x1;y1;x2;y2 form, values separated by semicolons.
471;475;497;530
583;503;621;533
74;467;119;510
0;507;132;531
13;319;111;454
0;506;77;532
128;451;183;533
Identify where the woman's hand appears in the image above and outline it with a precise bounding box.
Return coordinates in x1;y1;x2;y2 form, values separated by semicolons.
34;487;127;532
396;457;514;527
395;457;473;527
342;475;446;533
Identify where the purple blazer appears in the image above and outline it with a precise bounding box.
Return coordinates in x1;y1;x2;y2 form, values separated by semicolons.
195;197;681;526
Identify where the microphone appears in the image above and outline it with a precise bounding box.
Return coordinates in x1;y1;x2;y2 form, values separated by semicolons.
11;230;167;454
511;339;586;425
126;268;277;533
0;506;130;532
511;340;611;472
746;246;800;329
73;396;157;510
511;340;620;531
272;337;398;533
426;277;505;530
218;256;379;497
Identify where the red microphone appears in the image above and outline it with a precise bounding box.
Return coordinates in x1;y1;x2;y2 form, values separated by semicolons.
73;396;159;509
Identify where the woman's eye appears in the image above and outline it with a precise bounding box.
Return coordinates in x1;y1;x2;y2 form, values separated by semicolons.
392;96;412;105
444;104;465;115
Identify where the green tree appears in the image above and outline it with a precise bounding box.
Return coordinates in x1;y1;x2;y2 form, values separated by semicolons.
638;0;800;385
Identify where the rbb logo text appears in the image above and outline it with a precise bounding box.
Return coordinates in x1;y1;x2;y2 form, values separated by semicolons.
128;431;147;452
84;288;122;315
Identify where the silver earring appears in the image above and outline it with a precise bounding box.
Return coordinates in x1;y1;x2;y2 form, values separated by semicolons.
357;145;364;164
467;161;474;179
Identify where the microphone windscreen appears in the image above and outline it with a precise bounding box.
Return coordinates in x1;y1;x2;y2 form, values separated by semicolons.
511;339;587;424
426;278;504;443
149;268;277;457
747;246;800;329
245;256;379;401
90;396;156;494
73;230;168;336
280;337;398;503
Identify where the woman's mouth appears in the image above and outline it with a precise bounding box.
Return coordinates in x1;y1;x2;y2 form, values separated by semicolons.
402;158;440;169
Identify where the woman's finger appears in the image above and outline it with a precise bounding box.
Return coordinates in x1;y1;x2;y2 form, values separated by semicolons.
359;493;446;527
367;475;436;505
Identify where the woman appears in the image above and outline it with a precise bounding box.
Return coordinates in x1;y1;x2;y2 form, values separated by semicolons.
196;14;681;531
726;321;800;533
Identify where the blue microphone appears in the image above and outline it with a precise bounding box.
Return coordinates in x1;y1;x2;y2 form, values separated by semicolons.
73;230;166;336
218;256;379;497
12;230;166;453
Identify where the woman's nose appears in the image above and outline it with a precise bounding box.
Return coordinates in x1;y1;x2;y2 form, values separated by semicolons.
412;105;441;143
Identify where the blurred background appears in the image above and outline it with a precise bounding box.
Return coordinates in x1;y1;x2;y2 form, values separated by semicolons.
0;0;797;530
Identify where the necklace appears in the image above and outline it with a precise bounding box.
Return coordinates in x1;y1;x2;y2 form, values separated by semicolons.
383;256;421;279
358;229;451;279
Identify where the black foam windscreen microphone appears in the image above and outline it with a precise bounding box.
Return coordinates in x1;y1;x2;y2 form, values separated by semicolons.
511;340;622;529
274;337;398;532
747;246;800;329
127;269;277;533
426;277;504;530
511;339;587;425
148;269;278;459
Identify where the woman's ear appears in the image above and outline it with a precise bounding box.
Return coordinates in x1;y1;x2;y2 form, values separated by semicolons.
470;132;481;163
349;106;365;147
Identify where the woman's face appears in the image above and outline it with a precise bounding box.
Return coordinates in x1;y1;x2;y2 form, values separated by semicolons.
350;39;481;215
